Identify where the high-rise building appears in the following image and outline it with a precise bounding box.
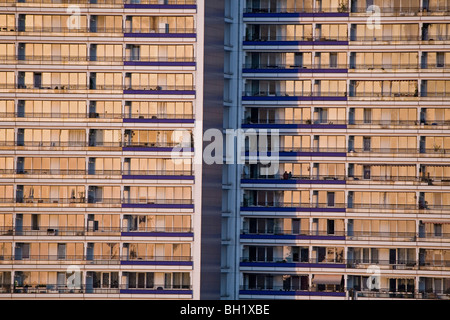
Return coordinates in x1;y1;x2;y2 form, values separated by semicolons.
0;0;206;299
221;0;450;300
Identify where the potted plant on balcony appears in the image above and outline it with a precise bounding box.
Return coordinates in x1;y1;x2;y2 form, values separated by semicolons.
338;2;348;13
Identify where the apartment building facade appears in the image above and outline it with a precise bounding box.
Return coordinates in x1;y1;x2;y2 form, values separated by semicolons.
221;0;450;300
0;0;205;299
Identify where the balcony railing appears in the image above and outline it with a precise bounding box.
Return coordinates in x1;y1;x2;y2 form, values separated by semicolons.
243;63;348;70
0;169;192;176
240;285;343;294
245;147;347;153
16;197;120;205
242;201;346;209
241;286;450;299
241;257;345;264
349;148;450;155
243;91;346;97
123;85;195;91
241;229;346;237
0;198;194;207
124;198;193;205
0;226;193;236
355;290;450;300
15;141;121;148
11;84;195;92
243;119;450;128
241;257;450;270
243;119;346;125
0;255;192;264
349;92;418;98
242;173;450;185
7;26;196;34
351;6;449;14
0;284;192;294
350;36;422;42
241;229;422;240
244;35;347;42
124;28;196;34
0;141;191;149
0;0;196;6
349;203;450;211
242;201;450;212
244;7;349;13
0;112;193;120
0;55;196;64
242;174;346;181
123;0;196;4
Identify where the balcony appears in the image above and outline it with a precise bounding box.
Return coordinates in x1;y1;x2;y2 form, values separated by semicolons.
1;26;197;38
350;6;449;15
124;27;196;38
244;147;347;157
348;120;437;128
9;84;195;94
241;229;345;239
350;35;422;43
238;257;375;268
243;63;348;73
0;168;193;179
242;118;347;129
0;0;196;7
123;85;195;95
348;91;419;101
348;147;450;157
14;197;120;207
0;255;193;266
348;203;450;213
1;55;196;66
16;26;121;34
244;35;348;45
241;200;450;214
350;63;420;71
123;169;194;180
123;141;193;152
244;6;349;15
240;257;450;271
0;141;192;152
123;0;197;9
242;118;450;130
355;290;450;300
240;173;450;187
0;111;194;122
13;141;122;151
0;226;193;237
241;201;346;213
14;84;119;94
241;173;346;184
239;285;345;298
242;91;347;101
241;229;420;242
124;57;196;67
0;284;192;295
122;198;194;209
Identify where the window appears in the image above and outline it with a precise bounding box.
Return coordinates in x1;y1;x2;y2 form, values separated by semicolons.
57;243;66;260
327;192;335;207
329;53;337;68
363;165;371;179
434;224;443;237
327;219;335;234
363;137;371;151
436;52;445;67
